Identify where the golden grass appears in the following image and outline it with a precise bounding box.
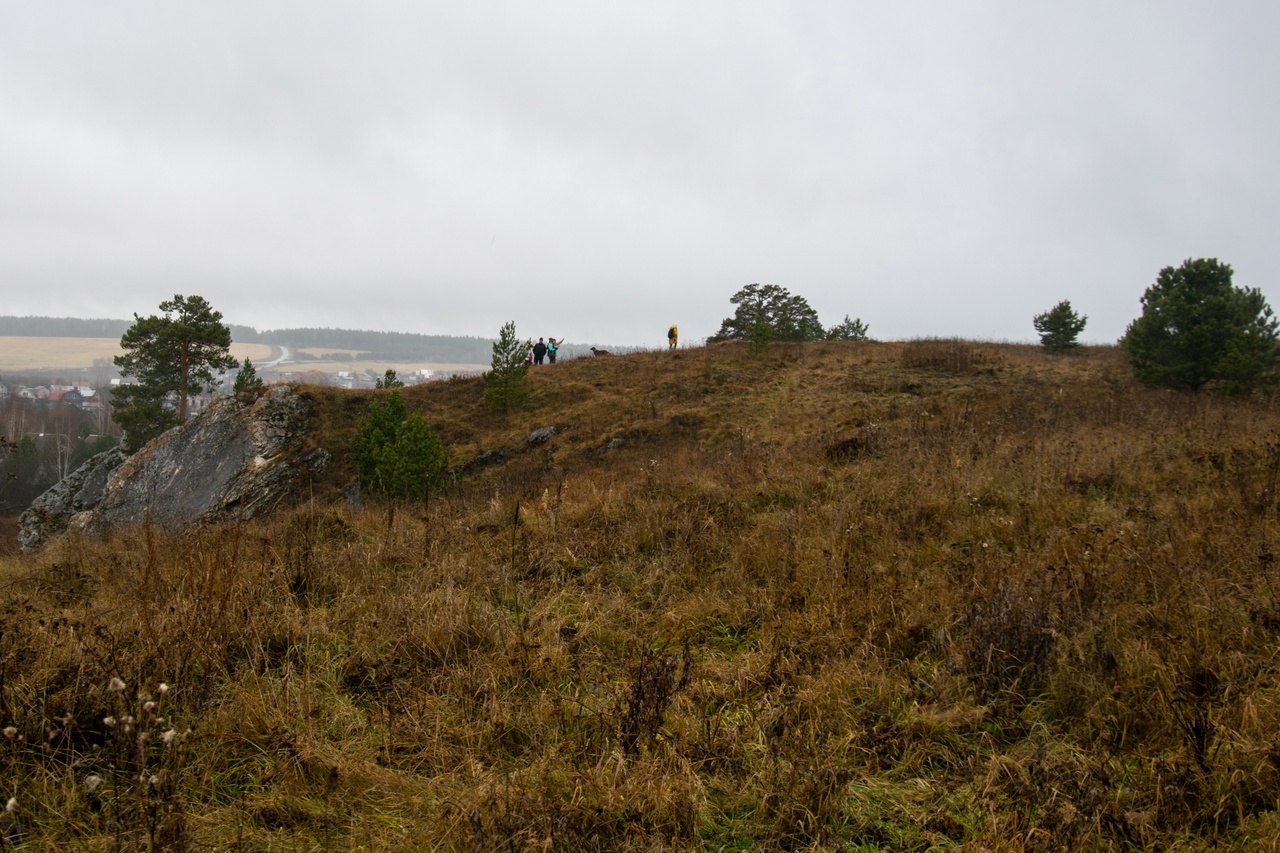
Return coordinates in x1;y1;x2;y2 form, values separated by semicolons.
2;340;1280;849
295;347;369;358
285;348;489;377
0;337;273;373
268;359;488;380
0;336;479;378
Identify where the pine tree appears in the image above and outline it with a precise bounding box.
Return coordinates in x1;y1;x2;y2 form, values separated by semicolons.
483;321;530;413
233;358;263;393
1122;258;1278;393
113;294;238;450
1033;301;1087;354
826;315;870;341
351;390;447;527
375;369;404;389
747;312;773;354
710;284;826;343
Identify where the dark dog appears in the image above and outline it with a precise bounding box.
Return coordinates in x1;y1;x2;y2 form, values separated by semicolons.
590;347;612;357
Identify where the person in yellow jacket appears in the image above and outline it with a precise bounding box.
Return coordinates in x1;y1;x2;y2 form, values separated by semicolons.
667;325;678;350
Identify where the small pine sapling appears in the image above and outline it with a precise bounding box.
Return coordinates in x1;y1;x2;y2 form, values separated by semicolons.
351;390;447;527
233;358;263;394
1033;300;1087;354
483;321;531;413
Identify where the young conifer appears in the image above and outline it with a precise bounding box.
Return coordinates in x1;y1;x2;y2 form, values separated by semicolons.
483;321;530;413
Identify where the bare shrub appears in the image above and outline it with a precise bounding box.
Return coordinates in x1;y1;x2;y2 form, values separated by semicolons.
824;423;883;460
616;643;693;755
961;578;1056;710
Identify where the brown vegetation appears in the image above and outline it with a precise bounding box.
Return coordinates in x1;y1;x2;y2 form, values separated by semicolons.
2;340;1280;849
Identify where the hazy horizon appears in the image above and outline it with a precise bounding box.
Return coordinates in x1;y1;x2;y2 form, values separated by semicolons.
0;311;1129;348
3;3;1277;347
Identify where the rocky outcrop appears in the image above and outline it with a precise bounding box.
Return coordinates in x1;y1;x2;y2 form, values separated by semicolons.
16;448;130;550
527;426;557;446
19;385;329;551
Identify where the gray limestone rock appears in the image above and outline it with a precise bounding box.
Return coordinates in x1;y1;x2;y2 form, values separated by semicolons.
527;426;557;446
16;448;128;551
19;385;327;551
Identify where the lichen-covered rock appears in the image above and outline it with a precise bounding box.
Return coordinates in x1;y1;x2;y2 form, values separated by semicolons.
17;447;128;551
527;426;557;446
19;385;328;551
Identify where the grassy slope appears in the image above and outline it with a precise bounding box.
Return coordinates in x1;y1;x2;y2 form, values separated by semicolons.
2;340;1280;849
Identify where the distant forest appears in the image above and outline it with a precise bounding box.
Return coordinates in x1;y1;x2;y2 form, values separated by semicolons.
0;316;494;363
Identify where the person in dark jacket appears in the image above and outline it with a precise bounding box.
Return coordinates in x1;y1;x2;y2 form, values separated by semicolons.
532;338;548;365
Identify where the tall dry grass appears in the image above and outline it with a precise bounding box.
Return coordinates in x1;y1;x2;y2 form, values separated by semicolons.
0;340;1279;849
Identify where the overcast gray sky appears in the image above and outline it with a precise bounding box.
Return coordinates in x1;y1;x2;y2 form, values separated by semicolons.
2;2;1277;347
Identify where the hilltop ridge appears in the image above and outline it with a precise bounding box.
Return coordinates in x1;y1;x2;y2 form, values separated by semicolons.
3;339;1280;849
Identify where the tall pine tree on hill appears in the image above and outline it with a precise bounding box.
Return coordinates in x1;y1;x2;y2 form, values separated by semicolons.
112;294;238;450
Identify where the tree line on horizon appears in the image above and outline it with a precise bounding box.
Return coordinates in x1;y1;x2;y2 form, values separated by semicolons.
712;259;1277;395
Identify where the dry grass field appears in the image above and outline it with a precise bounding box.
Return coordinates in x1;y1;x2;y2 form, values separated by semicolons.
2;339;1280;849
0;337;273;374
268;359;488;380
295;347;367;358
0;337;485;380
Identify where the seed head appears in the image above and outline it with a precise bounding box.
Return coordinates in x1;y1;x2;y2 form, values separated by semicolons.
103;716;117;727
5;798;16;813
2;727;16;740
107;677;126;693
161;729;177;745
157;683;170;695
85;775;102;792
